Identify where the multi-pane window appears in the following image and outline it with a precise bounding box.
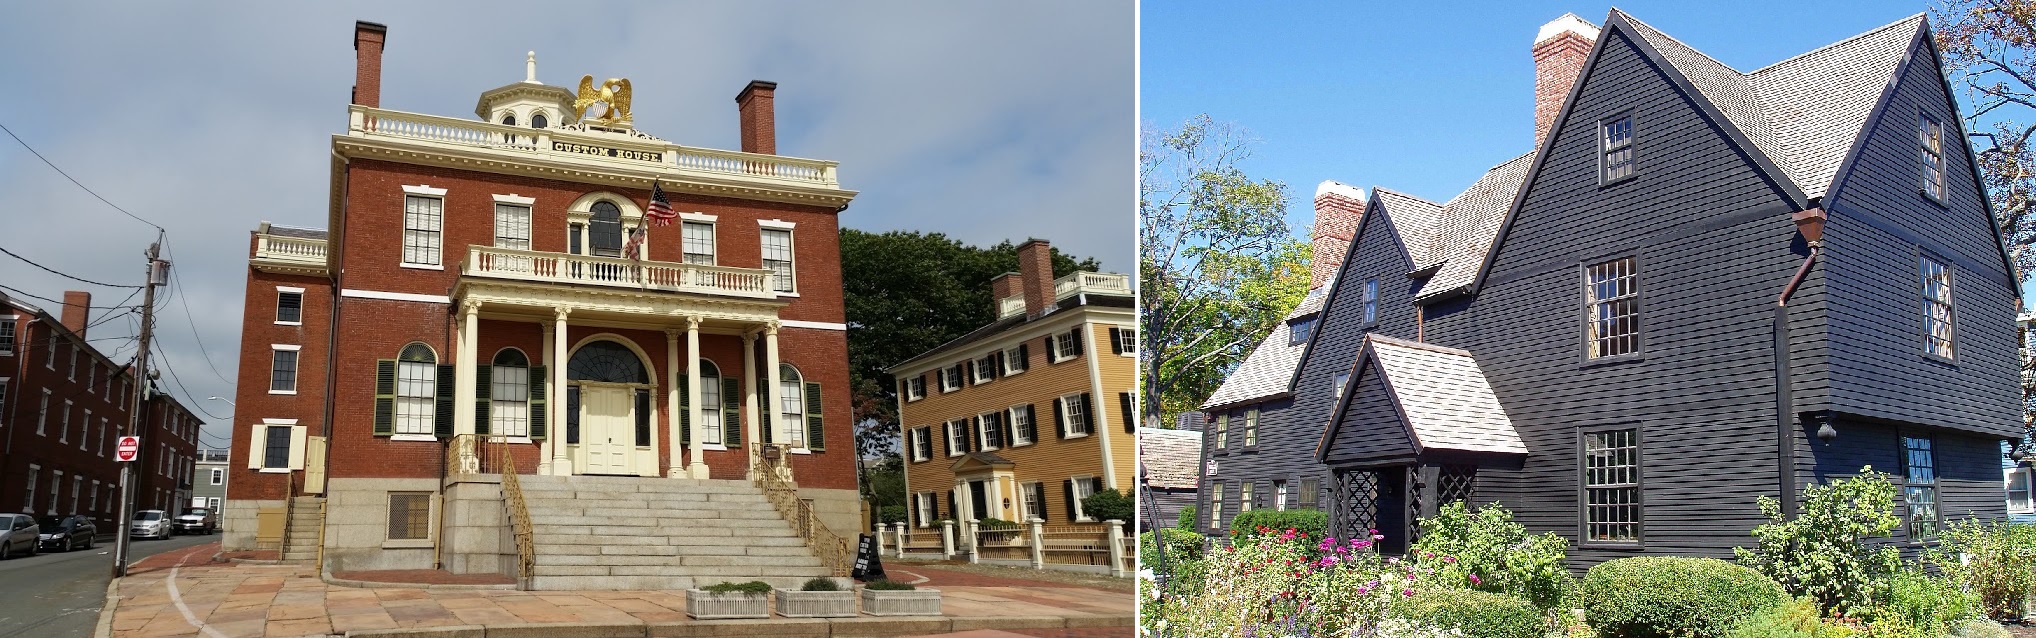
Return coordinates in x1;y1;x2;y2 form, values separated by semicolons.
1022;482;1044;522
588;201;623;257
1585;257;1639;358
1243;408;1259;447
1072;477;1097;521
1054;331;1079;362
276;290;303;324
973;355;995;384
916;492;936;527
494;204;531;250
1002;345;1026;375
491;350;530;437
778;365;806;448
59;401;70;443
1214;413;1229;450
1582;428;1641;543
906;376;926;401
699;361;723;444
211;468;225;486
1239;481;1254;513
681;222;715;265
946;418;968;456
910;427;932;462
1903;435;1940;540
2009;467;2033;514
1289;317;1316;346
387;493;431;540
1274;480;1289;511
976;412;1003;450
761;228;795;293
0;320;12;355
263;425;291;469
1362;279;1379;324
270;347;299;393
1116;328;1137;355
1299;478;1319;510
79;409;89;450
1208;481;1225;530
939;366;961;392
1333;372;1351;402
1602;116;1635;182
1922;256;1955;359
46;335;56;370
1009;404;1036;446
1062;393;1091;436
395;344;437;435
402;195;444;266
1920;115;1945;200
85;362;94;393
0;380;7;429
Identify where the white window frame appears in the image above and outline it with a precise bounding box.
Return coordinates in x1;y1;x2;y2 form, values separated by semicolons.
400;186;448;269
99;418;108;456
90;480;100;513
1275;480;1289;512
0;378;8;429
1002;345;1025;375
1052;332;1078;363
975;411;1001;452
270;344;302;395
274;286;305;325
939;366;961;393
916;492;936;528
1071;475;1097;522
85;361;94;393
680;217;717;265
59;400;71;443
490;357;532;438
255;420;304;473
946;418;968;456
906;376;926;401
492;194;535;251
211;467;225;486
80;409;90;450
1240;481;1254;513
1021;482;1044;523
47;470;61;515
1009;404;1035;446
1208;481;1224;531
1116;327;1136;356
70;475;82;515
46;335;56;370
909;426;931;462
777;366;807;450
68;345;77;380
1060;392;1090;437
972;355;995;384
0;319;12;356
23;464;37;513
386;492;434;545
208;497;220;510
759;222;797;294
37;390;48;435
395;346;438;436
1333;372;1351;402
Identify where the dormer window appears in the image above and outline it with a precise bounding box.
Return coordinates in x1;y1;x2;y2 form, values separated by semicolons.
501;114;517;127
1289;317;1316;346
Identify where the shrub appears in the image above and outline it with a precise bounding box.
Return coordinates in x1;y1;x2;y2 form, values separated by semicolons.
1080;489;1134;523
1580;556;1787;638
1389;589;1545;638
1948;618;2012;638
1734;469;1902;615
1140;527;1206;567
702;580;772;595
863;579;916;591
978;517;1020;530
1226;509;1329;547
1724;598;1853;638
1928;519;2036;620
801;577;841;591
1156;526;1422;637
1866;568;1979;636
1410;501;1573;609
1177;505;1197;530
878;505;906;525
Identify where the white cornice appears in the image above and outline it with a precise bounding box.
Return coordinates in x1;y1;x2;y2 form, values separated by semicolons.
780;319;846;331
340;289;451;304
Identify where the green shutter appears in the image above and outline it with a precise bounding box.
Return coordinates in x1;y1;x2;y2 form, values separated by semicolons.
373;359;396;436
721;378;739;446
473;364;492;436
528;366;547;440
434;364;456;439
678;376;690;445
805;381;824;451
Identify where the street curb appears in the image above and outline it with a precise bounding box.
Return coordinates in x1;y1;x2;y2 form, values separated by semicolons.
92;577;120;638
321;571;517;591
337;613;1137;637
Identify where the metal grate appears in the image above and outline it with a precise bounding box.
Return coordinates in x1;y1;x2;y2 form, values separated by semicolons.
1334;469;1379;541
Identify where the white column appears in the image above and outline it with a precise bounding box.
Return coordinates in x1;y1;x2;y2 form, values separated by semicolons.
763;323;783;452
1028;518;1045;568
894;522;908;558
1081;321;1119;489
685;316;706;478
940;520;955;559
454;300;479;438
1106;519;1127;577
665;327;683;478
742;331;760;479
537;321;555;476
550;307;571;476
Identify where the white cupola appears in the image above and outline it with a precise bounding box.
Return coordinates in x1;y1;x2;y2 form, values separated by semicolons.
474;51;576;129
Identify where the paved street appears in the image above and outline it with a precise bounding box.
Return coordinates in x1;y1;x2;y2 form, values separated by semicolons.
0;532;216;638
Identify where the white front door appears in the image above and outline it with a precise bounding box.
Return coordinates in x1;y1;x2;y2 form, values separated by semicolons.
580;386;634;475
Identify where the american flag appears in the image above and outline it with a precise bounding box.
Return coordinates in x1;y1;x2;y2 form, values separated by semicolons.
622;224;646;261
645;182;677;227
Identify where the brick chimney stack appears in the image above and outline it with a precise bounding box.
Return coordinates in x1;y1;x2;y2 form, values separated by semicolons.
1533;13;1598;147
60;290;91;338
990;272;1023;301
736;80;778;155
353;21;388;108
1016;240;1057;318
1311;181;1366;290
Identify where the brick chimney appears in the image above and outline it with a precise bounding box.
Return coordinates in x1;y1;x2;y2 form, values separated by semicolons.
352;21;386;107
1016;240;1057;318
60;290;91;338
736;80;778;155
1533;14;1598;147
1311;181;1366;290
990;272;1023;301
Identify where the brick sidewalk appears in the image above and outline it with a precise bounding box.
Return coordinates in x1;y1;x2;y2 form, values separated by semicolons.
102;542;1133;637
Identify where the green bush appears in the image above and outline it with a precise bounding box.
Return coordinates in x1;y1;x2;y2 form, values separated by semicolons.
801;577;841;591
1928;519;2036;620
863;578;916;591
1140;527;1206;566
1948;618;2012;638
1177;505;1197;530
702;580;772;595
1868;568;1979;636
1389;589;1545;638
1580;556;1787;638
1734;469;1902;615
978;517;1021;530
1410;501;1573;609
1723;598;1853;638
1081;489;1134;523
878;505;906;525
1227;509;1329;546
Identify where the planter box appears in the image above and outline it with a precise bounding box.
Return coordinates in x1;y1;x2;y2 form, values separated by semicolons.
861;587;942;616
686;589;770;619
778;590;857;618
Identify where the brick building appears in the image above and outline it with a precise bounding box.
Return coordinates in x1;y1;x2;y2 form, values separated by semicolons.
1;291;202;531
222;22;860;588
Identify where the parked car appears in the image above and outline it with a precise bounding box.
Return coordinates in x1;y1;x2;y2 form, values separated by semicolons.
129;510;168;540
171;508;215;535
0;514;39;559
37;515;97;552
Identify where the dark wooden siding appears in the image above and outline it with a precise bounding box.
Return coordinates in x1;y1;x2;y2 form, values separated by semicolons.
1322;366;1416;465
1798;418;2006;548
1140;487;1197;532
1822;42;2020;439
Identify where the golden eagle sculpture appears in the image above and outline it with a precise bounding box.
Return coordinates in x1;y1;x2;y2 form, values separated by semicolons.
573;75;633;126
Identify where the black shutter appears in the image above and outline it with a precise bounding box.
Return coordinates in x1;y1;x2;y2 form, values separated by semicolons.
528;366;547;440
1017;344;1030;371
1064;480;1078;522
434;364;456;439
961;417;974;453
1054;397;1067;439
1082;393;1095;434
993;351;1005;378
1045;336;1058;361
473;364;492;435
804;381;824;451
722;378;740;446
1003;409;1017;448
1069;329;1084;357
1120;392;1136;433
1109;327;1123;354
1024;404;1040;443
373;360;396;436
678;376;690;445
941;421;952;457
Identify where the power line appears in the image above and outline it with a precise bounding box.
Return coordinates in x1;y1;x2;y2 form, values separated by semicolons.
0;122;162;232
148;340;229;422
0;244;143;289
164;250;234;385
0;283;145;310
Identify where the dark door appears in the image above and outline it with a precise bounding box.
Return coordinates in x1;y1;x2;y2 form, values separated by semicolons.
969;481;989;521
1375;467;1409;554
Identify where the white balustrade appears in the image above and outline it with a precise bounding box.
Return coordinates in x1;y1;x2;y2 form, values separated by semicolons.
253;233;327;266
1052;271;1133;298
464;246;778;300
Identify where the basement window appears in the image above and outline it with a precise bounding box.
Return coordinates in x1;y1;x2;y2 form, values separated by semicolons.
386;493;431;541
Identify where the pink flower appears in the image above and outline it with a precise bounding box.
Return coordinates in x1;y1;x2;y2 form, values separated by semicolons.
1402;589;1415;597
1469;574;1481;585
1443;556;1456;563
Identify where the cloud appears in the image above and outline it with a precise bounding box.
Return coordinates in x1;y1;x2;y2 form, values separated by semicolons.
0;1;1133;448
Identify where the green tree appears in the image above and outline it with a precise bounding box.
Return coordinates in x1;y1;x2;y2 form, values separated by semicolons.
1139;114;1312;427
1935;1;2036;284
839;228;1100;481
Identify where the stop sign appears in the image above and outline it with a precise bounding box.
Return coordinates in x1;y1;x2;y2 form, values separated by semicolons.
116;436;141;462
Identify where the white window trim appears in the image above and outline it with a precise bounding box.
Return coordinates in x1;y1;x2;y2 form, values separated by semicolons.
269;345;301;395
399;262;447;271
1060;392;1090;439
946;419;968;456
390;434;438;442
340;289;452;304
909;427;930;462
274;287;305;326
1071;475;1097;522
976;412;1001;451
1001;346;1025;375
760;226;797;294
491;193;536;205
1116;325;1137;357
972;356;995;384
905;377;926;402
680;219;718;266
757;218;797;230
679;212;717;222
1008;404;1035;447
24;464;38;513
402;184;448;196
400;190;447;269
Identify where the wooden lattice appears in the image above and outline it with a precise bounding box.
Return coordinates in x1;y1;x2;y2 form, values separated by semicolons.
1334;469;1380;541
1438;465;1476;507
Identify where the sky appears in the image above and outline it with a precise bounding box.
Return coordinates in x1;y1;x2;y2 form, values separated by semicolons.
1141;0;1992;272
0;2;1134;452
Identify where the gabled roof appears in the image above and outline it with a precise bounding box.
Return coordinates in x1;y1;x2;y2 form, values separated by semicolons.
1372;188;1445;269
1138;426;1202;489
1199;286;1327;409
1410;153;1537;301
1316;335;1526;461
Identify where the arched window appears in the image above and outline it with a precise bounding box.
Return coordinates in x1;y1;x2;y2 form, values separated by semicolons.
567;340;647;384
396;343;437;435
588;201;623;257
531;113;548;129
778;364;805;448
699;360;722;444
501;114;517;126
491;349;530;437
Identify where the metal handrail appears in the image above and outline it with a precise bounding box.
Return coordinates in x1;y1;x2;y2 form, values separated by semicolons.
498;446;536;588
750;446;852;576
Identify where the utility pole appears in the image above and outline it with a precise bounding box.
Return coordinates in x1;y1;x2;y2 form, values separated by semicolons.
112;238;166;578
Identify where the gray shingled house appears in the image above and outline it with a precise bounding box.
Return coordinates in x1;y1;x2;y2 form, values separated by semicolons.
1195;11;2021;567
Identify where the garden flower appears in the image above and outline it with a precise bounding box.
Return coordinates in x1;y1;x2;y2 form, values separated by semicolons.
1468;574;1481;585
1442;556;1455;563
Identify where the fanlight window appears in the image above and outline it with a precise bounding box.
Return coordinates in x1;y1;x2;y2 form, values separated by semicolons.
531;113;548;129
588;201;624;257
568;340;647;384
